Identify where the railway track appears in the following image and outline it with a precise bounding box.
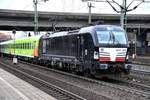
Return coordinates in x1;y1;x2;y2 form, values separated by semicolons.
0;58;111;100
20;60;150;95
131;69;150;76
131;68;150;81
105;66;150;95
21;60;150;95
132;64;150;73
127;68;150;88
0;58;150;100
0;60;86;100
113;78;150;94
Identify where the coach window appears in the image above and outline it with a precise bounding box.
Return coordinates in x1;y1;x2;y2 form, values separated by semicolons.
31;43;32;49
31;43;33;49
21;44;22;49
15;44;17;49
23;43;24;49
31;43;34;49
22;43;24;49
17;44;18;49
27;43;28;49
21;43;23;49
29;43;30;49
30;43;31;49
28;43;29;49
23;43;25;49
27;43;29;49
28;43;30;49
26;43;28;49
24;43;26;49
11;44;13;49
26;43;27;49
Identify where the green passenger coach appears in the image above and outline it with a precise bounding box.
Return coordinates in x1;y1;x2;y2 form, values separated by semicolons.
0;35;41;58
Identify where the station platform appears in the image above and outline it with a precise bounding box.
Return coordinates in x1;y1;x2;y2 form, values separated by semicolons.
0;68;56;100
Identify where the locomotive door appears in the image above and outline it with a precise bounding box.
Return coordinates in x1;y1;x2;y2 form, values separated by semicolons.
77;35;84;62
80;34;94;63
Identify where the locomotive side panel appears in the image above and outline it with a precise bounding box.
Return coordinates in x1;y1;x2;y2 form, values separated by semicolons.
39;34;80;64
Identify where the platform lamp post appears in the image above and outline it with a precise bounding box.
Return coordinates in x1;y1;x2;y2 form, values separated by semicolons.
12;29;17;64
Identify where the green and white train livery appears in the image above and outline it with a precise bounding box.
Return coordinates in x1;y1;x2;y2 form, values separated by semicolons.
0;35;41;58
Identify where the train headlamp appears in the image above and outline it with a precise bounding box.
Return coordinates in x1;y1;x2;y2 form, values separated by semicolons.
94;51;99;59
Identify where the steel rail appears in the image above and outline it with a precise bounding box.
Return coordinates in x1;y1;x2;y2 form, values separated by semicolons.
1;57;150;99
131;69;150;75
19;60;150;98
0;61;86;100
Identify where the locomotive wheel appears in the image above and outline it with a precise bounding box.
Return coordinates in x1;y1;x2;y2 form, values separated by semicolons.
84;69;91;78
71;69;77;75
124;69;130;74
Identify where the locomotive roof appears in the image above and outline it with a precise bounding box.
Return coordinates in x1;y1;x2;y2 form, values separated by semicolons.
42;25;123;39
79;25;123;33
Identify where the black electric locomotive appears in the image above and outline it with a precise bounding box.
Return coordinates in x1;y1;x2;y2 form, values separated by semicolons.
38;25;132;78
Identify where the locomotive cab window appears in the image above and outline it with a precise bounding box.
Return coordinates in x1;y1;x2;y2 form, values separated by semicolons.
96;31;110;44
96;29;127;45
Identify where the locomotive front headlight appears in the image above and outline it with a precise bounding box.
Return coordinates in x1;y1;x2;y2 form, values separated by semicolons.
94;51;99;60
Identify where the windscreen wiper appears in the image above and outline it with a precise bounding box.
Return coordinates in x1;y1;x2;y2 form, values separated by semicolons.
111;32;121;45
106;32;112;45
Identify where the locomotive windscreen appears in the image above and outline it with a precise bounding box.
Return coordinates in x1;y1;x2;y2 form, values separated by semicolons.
96;30;127;45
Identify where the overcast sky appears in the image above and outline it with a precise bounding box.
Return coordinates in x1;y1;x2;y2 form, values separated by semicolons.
0;0;150;14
